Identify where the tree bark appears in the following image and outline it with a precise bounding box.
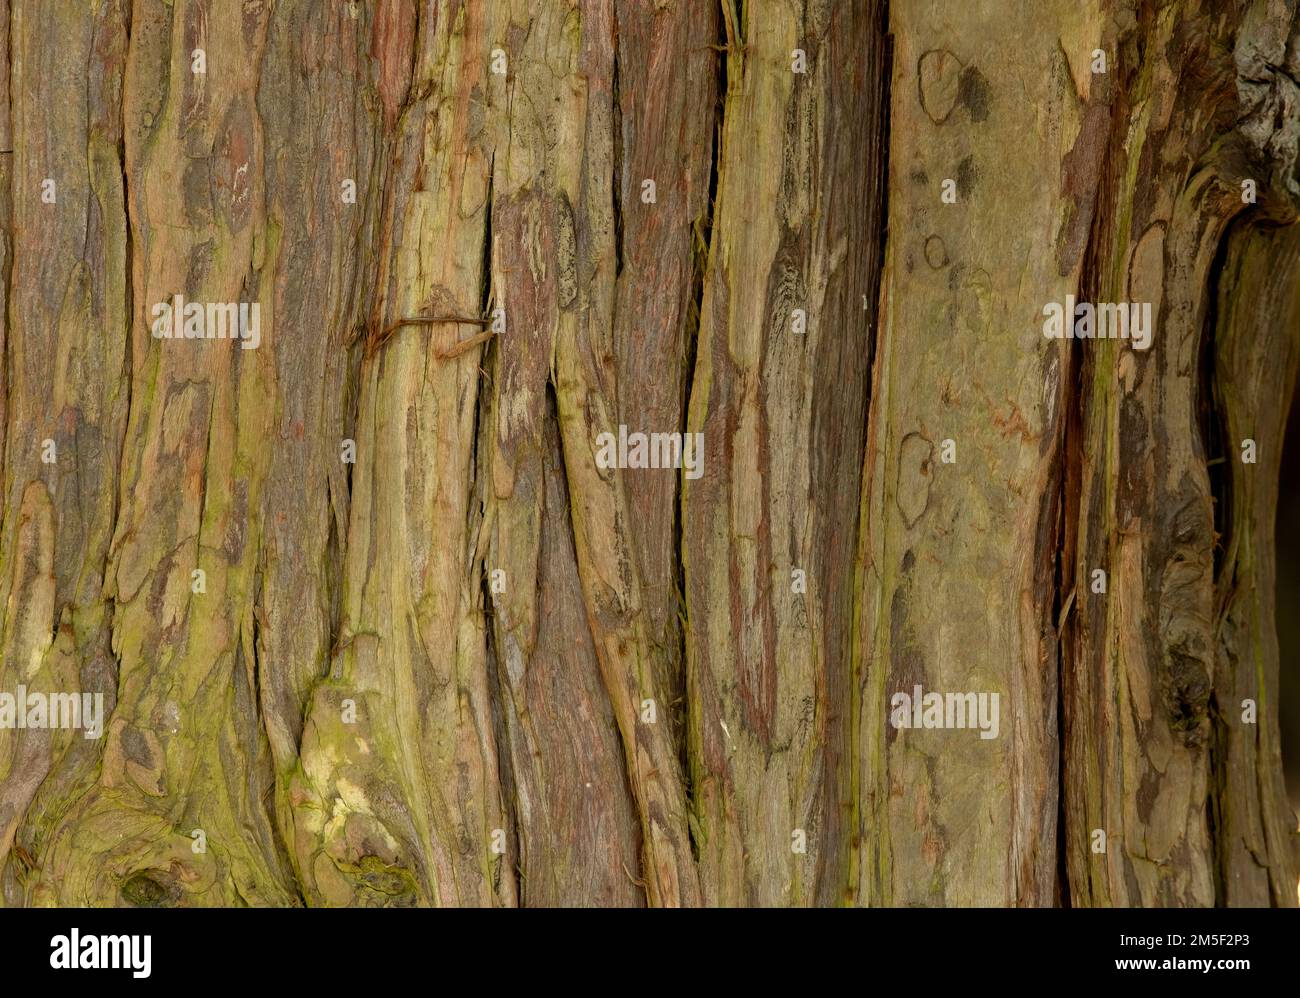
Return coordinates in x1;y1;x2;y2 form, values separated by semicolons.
0;0;1296;908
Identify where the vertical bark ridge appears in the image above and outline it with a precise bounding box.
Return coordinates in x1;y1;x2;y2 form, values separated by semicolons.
14;0;308;906
854;0;1093;906
0;0;132;902
686;0;883;907
479;0;645;906
504;0;701;909
611;0;717;769
253;0;373;894
288;0;513;906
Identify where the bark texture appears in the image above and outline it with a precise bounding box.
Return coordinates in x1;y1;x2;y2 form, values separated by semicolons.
0;0;1297;908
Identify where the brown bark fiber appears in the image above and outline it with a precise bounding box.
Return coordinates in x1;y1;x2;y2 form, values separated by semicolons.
0;0;1297;907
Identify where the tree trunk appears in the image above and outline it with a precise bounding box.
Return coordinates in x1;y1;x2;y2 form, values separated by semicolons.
0;0;1297;908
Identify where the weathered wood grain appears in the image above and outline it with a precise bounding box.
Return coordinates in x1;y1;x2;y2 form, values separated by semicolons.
0;0;1294;908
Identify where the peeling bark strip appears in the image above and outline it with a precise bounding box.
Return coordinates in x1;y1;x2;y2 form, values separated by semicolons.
0;1;1297;908
1062;0;1300;908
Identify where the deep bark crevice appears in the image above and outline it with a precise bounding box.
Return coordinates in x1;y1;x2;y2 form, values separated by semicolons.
480;532;520;903
672;1;731;864
474;160;513;899
841;0;891;908
611;12;623;282
0;7;10;548
1200;226;1234;588
1054;336;1084;909
478;158;495;322
1277;390;1300;818
1201;220;1234;908
863;4;891;406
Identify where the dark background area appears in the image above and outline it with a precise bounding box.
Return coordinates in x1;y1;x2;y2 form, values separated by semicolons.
1278;398;1300;818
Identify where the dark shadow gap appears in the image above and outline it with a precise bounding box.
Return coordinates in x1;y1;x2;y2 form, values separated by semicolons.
1276;391;1300;818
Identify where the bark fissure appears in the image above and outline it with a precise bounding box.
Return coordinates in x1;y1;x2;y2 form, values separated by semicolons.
611;12;623;282
672;2;729;850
